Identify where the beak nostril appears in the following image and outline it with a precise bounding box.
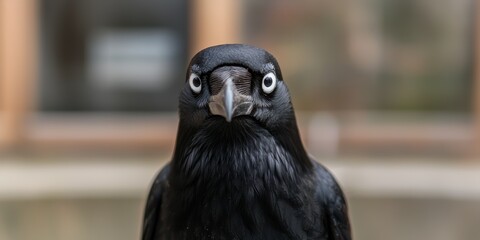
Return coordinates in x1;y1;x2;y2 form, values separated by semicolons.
208;65;253;122
208;76;253;122
209;66;252;95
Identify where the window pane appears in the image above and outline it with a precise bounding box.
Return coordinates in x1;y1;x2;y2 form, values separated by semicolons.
38;0;188;112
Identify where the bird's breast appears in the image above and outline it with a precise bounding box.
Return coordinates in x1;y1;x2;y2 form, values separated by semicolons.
162;119;321;239
161;178;319;240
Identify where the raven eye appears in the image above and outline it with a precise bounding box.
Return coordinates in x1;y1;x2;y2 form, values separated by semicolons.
262;72;277;94
189;73;202;93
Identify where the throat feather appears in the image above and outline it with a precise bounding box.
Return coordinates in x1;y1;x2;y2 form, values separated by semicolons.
177;121;299;185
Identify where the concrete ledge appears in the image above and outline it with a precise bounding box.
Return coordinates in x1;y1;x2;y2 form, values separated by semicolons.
1;158;480;200
0;160;165;200
332;161;480;200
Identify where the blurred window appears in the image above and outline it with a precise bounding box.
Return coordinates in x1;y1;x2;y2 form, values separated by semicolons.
38;0;188;112
245;0;474;113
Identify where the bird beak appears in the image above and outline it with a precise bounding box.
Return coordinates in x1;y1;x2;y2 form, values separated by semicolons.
209;78;253;122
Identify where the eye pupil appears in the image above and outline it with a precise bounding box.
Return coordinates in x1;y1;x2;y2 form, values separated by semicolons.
192;77;201;87
263;77;273;87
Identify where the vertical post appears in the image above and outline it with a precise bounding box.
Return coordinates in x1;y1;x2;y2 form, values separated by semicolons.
190;0;243;57
474;0;480;156
0;0;37;149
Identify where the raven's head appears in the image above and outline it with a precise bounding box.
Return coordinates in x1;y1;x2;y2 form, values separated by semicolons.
174;44;312;180
179;44;294;130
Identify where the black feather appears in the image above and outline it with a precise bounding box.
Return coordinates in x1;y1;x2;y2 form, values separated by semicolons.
188;44;283;81
141;44;351;240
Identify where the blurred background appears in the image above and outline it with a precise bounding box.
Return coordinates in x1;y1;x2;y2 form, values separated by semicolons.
1;0;480;239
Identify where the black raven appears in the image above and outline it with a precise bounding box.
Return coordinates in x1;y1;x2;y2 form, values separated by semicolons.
142;44;351;240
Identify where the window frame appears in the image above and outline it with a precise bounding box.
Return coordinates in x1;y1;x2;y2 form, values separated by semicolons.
0;0;477;155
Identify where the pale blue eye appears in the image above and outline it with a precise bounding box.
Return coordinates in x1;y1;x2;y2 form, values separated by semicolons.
262;72;276;94
189;73;202;93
